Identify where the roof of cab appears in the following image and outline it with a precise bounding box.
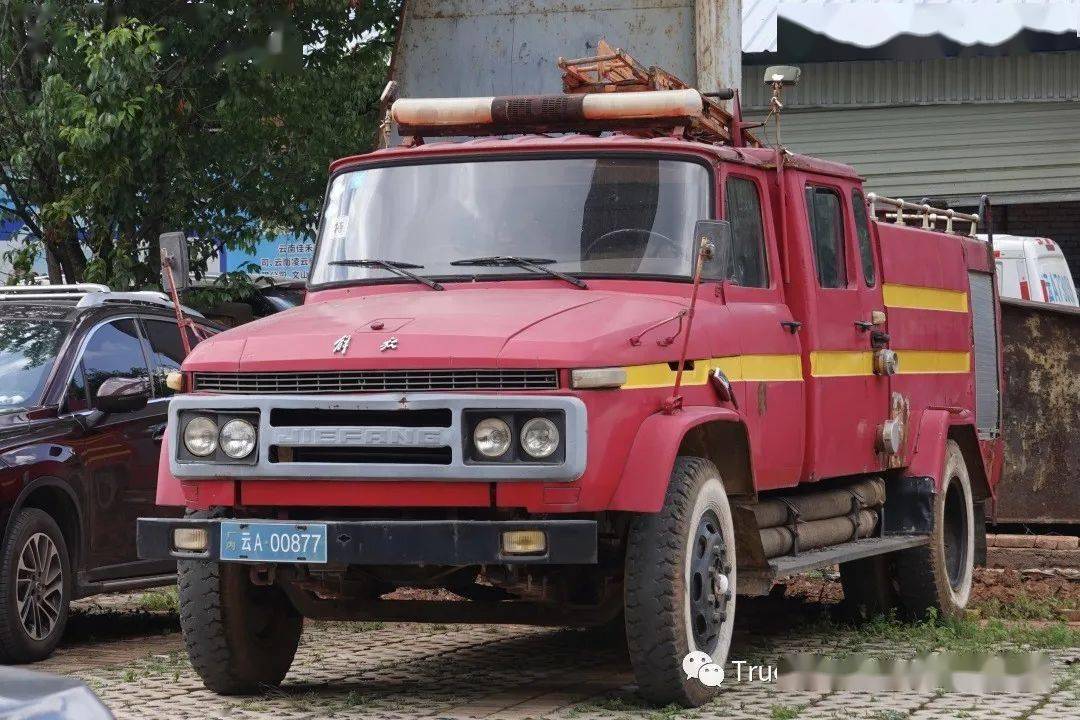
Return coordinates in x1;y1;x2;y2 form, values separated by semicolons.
330;133;863;182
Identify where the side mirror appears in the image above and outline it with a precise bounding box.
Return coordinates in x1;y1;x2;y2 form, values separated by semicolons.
763;65;801;87
159;231;191;292
95;376;150;414
694;219;732;280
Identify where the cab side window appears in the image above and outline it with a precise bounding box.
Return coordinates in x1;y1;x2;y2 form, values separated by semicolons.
81;319;151;405
724;177;769;287
143;319;186;397
852;190;876;286
805;186;848;288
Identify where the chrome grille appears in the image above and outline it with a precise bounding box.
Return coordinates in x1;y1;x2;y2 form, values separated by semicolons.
193;369;559;394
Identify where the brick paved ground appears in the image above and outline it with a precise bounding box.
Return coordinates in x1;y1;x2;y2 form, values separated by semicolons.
29;591;1080;720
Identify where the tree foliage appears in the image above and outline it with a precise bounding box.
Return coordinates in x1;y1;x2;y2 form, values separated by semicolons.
0;1;398;288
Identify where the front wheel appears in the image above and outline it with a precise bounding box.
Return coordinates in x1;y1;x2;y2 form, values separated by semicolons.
178;559;302;694
624;456;737;707
0;508;72;662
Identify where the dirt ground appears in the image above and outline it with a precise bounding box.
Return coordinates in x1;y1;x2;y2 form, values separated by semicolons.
783;567;1080;621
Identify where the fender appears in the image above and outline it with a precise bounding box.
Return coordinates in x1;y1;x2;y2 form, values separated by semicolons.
906;408;988;493
608;406;744;513
3;475;86;569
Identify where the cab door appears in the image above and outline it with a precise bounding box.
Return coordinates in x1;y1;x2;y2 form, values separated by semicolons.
799;180;890;480
719;169;804;490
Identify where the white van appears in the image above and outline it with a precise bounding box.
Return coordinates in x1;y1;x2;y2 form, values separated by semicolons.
979;234;1079;307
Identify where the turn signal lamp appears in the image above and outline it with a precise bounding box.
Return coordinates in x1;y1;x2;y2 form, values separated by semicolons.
173;527;208;552
165;371;183;392
570;368;627;389
502;530;547;556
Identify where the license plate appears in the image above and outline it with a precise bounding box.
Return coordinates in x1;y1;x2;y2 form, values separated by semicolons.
220;521;328;564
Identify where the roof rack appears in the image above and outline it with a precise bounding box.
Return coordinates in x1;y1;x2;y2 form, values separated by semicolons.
866;193;980;237
0;284;204;316
558;41;760;147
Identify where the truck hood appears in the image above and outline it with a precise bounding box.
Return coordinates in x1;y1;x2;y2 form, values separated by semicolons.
184;287;698;372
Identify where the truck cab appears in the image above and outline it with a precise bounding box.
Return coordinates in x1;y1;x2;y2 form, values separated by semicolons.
138;57;1003;707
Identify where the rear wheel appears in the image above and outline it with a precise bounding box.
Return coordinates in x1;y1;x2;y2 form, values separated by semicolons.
0;508;72;662
178;556;302;694
894;440;974;618
624;456;736;707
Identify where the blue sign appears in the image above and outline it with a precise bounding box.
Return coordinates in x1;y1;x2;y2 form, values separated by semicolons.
219;233;315;280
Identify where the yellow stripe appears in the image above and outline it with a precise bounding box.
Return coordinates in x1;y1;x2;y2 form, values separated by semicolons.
622;349;968;387
896;350;970;374
711;354;804;382
883;283;968;313
809;351;875;377
622;355;803;389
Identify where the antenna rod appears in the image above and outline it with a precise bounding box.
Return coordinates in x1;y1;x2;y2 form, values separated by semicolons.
663;238;715;414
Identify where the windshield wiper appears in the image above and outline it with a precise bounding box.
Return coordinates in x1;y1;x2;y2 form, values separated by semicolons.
450;256;588;289
329;259;444;291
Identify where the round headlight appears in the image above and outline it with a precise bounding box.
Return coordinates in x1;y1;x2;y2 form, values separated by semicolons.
473;417;512;458
219;419;257;459
520;417;560;459
183;416;218;457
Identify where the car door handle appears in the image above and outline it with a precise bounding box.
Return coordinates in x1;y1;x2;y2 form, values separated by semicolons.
780;320;802;334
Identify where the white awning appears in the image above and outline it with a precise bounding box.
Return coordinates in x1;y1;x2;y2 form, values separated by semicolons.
744;0;1080;53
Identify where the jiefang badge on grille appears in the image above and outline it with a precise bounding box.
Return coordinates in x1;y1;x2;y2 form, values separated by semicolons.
331;334;351;355
379;336;399;352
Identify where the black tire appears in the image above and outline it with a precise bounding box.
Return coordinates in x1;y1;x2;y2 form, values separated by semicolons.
0;508;72;662
839;554;899;620
178;557;303;694
624;456;736;707
894;440;975;618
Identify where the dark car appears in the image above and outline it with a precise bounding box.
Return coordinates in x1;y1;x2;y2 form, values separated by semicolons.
0;285;216;662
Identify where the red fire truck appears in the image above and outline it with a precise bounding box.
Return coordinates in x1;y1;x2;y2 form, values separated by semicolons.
138;51;1004;707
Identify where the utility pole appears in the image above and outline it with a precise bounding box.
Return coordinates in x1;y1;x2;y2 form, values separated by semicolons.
696;0;742;98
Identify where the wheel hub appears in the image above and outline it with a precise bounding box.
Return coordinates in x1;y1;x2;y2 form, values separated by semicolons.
689;510;732;654
15;532;63;641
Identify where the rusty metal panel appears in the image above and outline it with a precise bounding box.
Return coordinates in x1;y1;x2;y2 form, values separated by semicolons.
992;298;1080;524
394;0;696;98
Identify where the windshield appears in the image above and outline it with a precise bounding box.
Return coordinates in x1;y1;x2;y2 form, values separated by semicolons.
0;319;68;410
309;156;710;286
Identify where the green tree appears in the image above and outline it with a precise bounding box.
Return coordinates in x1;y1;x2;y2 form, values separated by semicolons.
0;1;398;288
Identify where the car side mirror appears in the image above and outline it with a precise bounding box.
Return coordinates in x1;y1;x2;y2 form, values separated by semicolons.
694;219;732;280
95;376;150;414
159;231;191;292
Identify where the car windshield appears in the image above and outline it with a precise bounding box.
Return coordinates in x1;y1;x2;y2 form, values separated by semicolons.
0;319;68;410
309;156;710;286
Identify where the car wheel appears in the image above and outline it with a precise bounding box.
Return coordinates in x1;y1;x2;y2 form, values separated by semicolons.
179;551;302;694
624;456;736;707
0;508;72;662
894;440;975;618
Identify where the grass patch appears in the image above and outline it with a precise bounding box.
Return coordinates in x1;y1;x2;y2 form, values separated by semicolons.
972;592;1078;622
770;704;804;720
838;608;1080;654
136;588;178;613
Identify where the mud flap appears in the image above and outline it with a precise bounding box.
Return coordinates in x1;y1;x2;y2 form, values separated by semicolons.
883;476;934;535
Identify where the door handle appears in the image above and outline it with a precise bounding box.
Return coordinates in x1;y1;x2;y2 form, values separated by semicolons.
854;320;874;332
780;320;802;334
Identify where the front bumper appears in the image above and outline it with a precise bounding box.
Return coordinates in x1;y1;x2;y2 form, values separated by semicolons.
137;517;598;565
